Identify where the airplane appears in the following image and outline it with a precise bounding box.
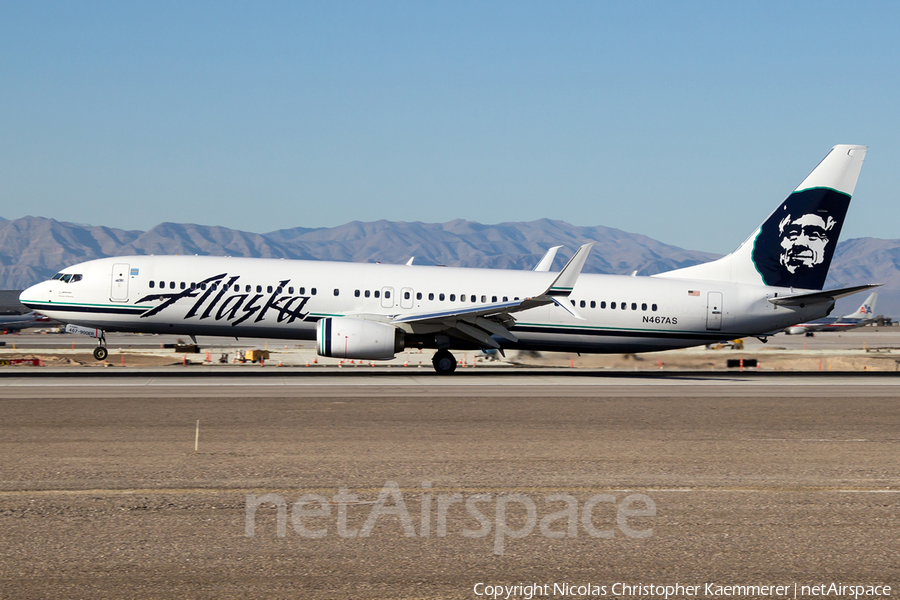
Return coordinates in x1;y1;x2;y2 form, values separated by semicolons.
784;292;878;336
19;145;879;374
0;311;52;333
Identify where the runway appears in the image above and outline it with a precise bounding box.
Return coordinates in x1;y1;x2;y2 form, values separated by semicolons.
1;374;898;599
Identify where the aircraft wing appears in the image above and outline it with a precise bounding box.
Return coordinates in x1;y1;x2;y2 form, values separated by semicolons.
0;311;52;331
768;284;881;306
388;243;595;348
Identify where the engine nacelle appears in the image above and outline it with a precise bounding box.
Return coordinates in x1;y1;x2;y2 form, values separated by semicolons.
786;327;807;335
316;317;405;360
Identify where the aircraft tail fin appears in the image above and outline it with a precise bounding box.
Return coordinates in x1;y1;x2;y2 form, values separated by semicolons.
656;145;866;290
841;292;877;320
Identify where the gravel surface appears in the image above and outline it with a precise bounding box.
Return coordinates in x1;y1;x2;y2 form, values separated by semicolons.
1;380;898;599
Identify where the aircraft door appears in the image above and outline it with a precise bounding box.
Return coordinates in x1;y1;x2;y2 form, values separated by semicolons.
381;287;394;308
706;291;722;331
400;287;414;309
110;263;130;302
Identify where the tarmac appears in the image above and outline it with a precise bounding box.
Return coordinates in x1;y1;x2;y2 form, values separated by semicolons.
0;367;898;599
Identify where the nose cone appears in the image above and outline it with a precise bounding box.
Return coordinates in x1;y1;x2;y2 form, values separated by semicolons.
19;282;47;307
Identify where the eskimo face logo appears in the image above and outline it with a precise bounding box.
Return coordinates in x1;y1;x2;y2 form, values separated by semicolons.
751;188;850;290
778;212;836;273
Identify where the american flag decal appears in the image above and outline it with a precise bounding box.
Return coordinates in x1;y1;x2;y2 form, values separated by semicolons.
688;290;700;296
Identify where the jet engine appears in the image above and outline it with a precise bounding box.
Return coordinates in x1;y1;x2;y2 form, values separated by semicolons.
316;317;405;360
786;327;807;335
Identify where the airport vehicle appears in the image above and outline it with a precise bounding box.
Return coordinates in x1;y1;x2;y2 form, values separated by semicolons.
19;145;878;373
784;292;878;336
706;339;745;350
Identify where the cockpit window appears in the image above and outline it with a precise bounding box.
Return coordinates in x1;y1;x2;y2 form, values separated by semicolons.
52;273;82;283
70;274;82;283
61;274;72;283
51;273;64;280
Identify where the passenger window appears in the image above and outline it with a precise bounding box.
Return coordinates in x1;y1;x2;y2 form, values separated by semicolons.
180;282;186;289
267;286;273;293
311;288;317;295
450;294;456;301
590;301;596;308
334;289;340;296
385;290;390;299
375;290;380;298
492;296;497;303
365;290;370;298
170;282;176;289
503;296;508;302
641;303;647;311
416;292;422;300
256;285;262;293
299;287;305;295
632;303;637;310
149;281;155;288
277;287;283;294
428;293;434;300
439;293;445;301
200;284;207;290
289;287;294;294
601;301;606;309
652;304;658;311
580;300;586;308
611;302;616;309
621;302;626;310
355;290;360;297
159;281;165;288
404;291;410;300
570;299;576;306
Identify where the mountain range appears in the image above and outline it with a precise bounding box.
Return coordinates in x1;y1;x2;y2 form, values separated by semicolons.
1;216;896;317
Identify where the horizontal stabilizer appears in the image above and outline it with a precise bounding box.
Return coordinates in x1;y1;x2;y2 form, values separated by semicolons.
768;284;881;306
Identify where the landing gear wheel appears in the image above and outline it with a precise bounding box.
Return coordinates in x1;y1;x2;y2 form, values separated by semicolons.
432;349;457;374
93;346;108;361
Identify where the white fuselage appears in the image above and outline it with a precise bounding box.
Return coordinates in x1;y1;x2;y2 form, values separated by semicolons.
20;255;831;353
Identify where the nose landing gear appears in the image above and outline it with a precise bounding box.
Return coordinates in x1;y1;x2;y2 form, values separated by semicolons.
92;332;108;361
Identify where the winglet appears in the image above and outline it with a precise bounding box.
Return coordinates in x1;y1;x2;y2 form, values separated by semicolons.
543;243;594;297
533;246;562;272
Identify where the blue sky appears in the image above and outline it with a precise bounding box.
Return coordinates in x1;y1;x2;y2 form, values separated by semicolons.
2;1;898;254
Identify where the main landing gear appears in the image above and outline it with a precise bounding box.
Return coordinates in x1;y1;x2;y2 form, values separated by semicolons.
431;349;457;374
